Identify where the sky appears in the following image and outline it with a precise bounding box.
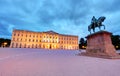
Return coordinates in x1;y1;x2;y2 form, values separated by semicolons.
0;0;120;39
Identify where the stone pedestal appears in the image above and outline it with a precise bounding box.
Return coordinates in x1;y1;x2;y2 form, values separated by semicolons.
82;31;120;59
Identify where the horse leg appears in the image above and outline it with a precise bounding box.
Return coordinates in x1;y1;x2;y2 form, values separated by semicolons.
89;29;91;34
93;28;95;32
101;25;105;30
88;26;91;34
97;23;101;31
99;26;101;30
103;25;105;30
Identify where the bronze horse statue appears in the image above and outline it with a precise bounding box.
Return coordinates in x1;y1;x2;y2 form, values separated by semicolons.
88;16;106;34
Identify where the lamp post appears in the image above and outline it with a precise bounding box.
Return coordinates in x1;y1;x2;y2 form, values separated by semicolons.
2;42;7;47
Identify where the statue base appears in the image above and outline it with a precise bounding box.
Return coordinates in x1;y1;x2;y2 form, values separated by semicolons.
81;31;120;59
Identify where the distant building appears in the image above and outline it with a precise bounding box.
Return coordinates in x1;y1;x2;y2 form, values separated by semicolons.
10;29;78;50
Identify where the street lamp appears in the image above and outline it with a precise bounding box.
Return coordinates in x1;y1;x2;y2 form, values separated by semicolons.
116;46;119;49
3;42;7;47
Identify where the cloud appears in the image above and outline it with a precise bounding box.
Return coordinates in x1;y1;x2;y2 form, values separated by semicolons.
0;0;120;39
0;20;13;38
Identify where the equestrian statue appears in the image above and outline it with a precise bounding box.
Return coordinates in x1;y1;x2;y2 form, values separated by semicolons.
88;16;106;34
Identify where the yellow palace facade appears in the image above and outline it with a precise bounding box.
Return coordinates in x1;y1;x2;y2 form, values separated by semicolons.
10;29;78;50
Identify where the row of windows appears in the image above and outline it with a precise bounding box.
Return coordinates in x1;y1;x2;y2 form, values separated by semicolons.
60;41;78;44
11;43;40;48
14;33;58;38
59;38;77;40
12;38;59;43
12;38;78;44
14;33;42;38
11;43;78;49
13;33;77;40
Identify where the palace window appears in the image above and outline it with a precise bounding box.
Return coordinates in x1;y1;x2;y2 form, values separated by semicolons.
20;43;21;48
24;44;26;48
12;43;14;47
36;40;38;42
36;44;37;48
32;44;34;48
16;43;18;48
39;40;41;42
39;44;41;48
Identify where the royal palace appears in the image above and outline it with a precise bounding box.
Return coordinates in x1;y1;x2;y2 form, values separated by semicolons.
10;29;78;50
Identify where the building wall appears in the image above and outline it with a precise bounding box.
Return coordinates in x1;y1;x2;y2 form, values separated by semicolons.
10;30;79;50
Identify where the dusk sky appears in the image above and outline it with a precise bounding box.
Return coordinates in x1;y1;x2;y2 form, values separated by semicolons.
0;0;120;39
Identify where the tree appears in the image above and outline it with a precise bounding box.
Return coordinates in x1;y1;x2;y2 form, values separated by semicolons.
79;38;85;45
111;35;120;50
79;38;87;49
0;38;11;47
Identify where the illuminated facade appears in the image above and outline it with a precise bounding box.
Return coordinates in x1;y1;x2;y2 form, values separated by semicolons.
10;29;78;50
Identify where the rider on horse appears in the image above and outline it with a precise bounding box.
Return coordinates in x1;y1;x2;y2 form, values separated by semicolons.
91;16;97;27
88;16;106;34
